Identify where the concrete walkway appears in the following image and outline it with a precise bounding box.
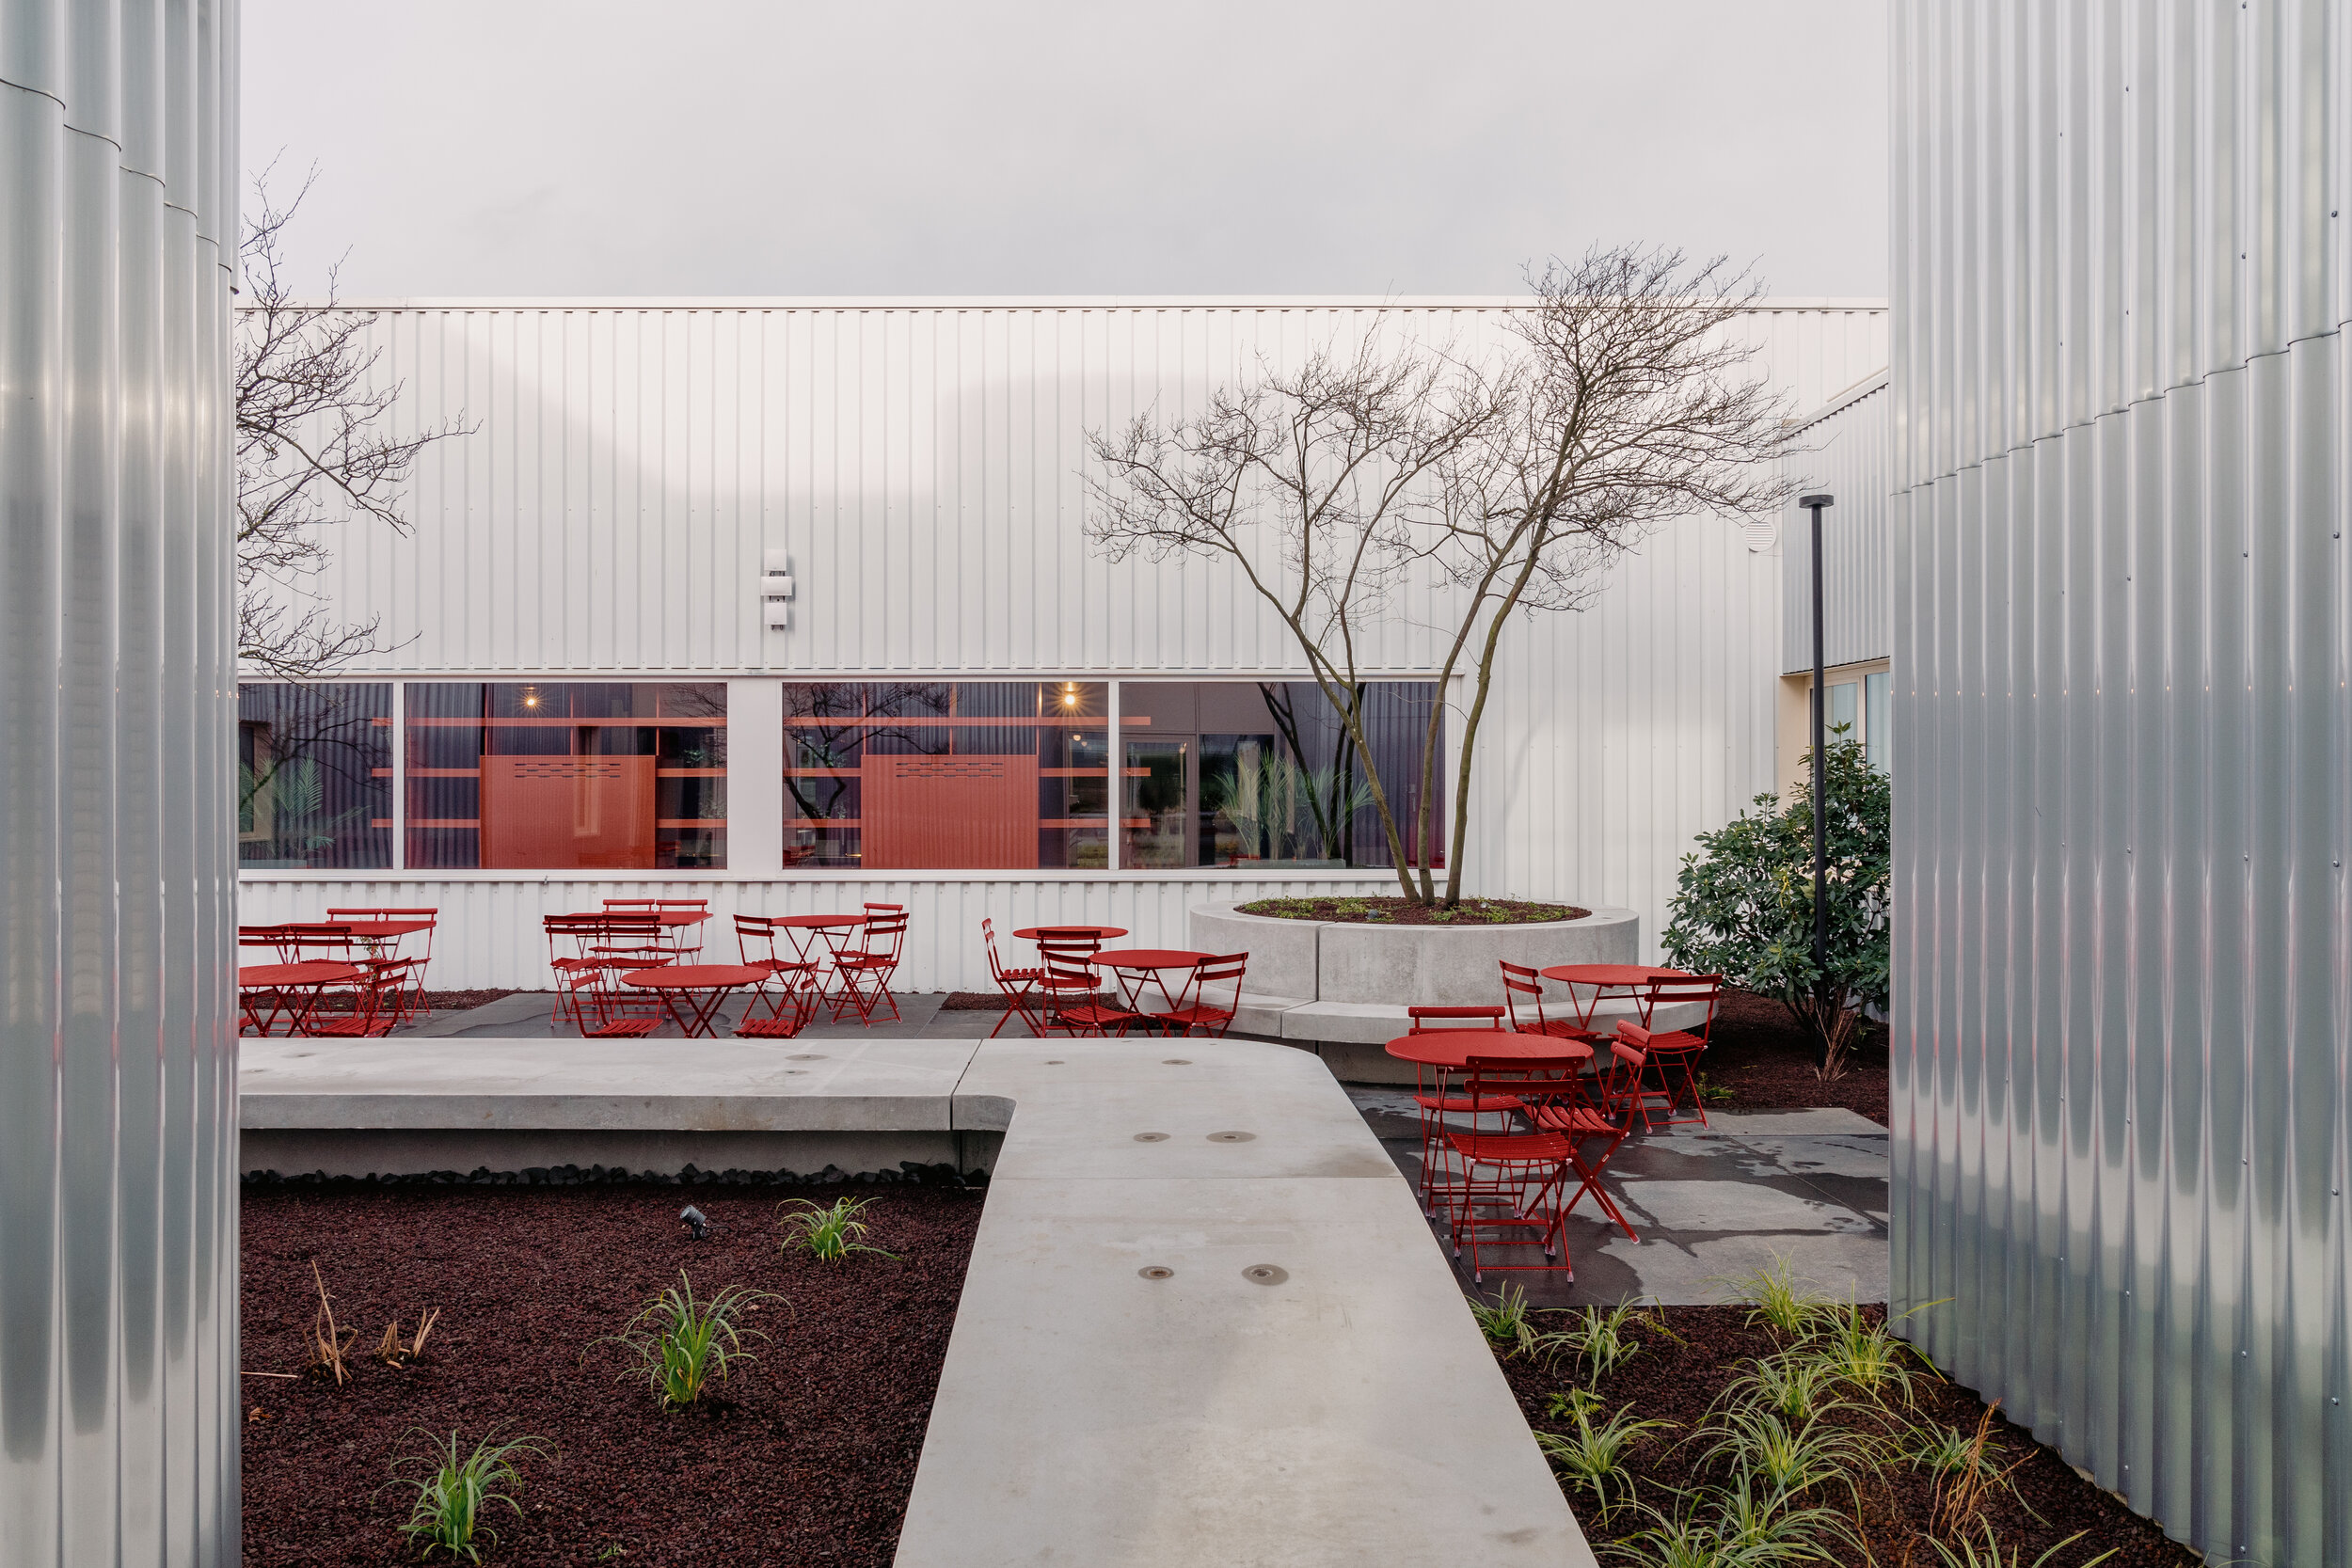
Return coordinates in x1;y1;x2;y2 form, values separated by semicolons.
1351;1087;1890;1307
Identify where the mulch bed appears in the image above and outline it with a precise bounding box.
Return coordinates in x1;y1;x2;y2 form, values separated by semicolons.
1696;988;1890;1126
1499;1305;2196;1566
241;1185;981;1566
1239;895;1590;925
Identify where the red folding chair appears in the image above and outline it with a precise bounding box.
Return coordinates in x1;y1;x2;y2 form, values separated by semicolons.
1501;960;1602;1044
1620;974;1724;1130
298;958;418;1038
559;965;660;1039
1527;1039;1646;1243
1405;1006;1515;1217
1151;952;1248;1037
1441;1053;1588;1284
981;918;1047;1038
604;897;709;958
735;963;821;1040
829;904;909;1025
1034;933;1141;1037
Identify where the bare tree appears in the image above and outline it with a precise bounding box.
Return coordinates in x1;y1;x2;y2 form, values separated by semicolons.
1083;332;1503;899
1084;247;1792;906
1414;247;1795;903
236;166;469;679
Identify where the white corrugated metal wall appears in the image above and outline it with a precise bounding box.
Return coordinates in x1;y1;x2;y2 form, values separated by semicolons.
1782;373;1894;673
243;298;1887;989
1890;3;2349;1565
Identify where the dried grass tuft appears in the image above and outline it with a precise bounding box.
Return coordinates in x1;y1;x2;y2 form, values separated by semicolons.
307;1262;355;1386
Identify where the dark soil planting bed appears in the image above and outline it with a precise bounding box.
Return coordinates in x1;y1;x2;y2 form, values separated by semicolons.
1491;1301;2195;1566
1697;987;1890;1126
1237;895;1589;925
241;1184;981;1566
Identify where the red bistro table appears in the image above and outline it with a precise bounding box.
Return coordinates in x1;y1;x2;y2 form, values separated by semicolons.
620;964;768;1037
1536;963;1692;1028
1011;925;1129;943
1385;1029;1595;1070
238;960;365;1037
1089;947;1210;1018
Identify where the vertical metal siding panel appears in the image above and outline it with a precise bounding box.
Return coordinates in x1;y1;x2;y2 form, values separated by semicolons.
1895;4;2348;1562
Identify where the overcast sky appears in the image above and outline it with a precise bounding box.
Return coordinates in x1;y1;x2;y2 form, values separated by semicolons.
241;0;1886;301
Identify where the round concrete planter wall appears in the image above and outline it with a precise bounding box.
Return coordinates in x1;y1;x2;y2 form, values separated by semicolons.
1191;900;1638;1006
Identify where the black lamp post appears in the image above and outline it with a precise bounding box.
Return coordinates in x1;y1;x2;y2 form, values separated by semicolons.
1799;493;1835;1006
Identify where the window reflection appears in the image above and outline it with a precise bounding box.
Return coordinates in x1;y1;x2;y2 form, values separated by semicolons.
237;683;393;868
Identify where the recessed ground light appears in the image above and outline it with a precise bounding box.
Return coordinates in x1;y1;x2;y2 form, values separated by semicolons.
1137;1266;1174;1280
1044;1059;1065;1065
1163;1058;1192;1066
1132;1132;1169;1142
787;1053;825;1060
786;1069;807;1075
1242;1264;1287;1286
1207;1131;1255;1143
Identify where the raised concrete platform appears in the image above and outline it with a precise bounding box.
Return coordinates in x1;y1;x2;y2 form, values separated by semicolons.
239;1037;1597;1567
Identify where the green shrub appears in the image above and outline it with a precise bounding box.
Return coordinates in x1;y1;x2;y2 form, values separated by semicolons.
1662;734;1888;1077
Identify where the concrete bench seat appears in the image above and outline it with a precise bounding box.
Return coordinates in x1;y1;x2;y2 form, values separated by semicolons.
239;1037;1597;1567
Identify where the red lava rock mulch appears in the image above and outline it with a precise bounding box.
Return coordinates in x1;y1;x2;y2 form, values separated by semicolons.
1238;895;1590;925
1501;1305;2196;1566
241;1185;980;1567
1698;987;1890;1126
306;988;518;1015
938;990;1019;1010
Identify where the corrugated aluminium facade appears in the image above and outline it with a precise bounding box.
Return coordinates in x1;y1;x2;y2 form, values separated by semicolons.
246;299;1889;989
1;1;243;1564
1781;372;1893;674
1888;4;2351;1566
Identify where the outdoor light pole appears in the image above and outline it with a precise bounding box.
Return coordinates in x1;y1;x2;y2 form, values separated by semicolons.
1799;493;1835;1011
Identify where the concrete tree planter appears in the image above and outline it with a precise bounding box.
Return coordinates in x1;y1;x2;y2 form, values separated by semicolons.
1188;900;1665;1083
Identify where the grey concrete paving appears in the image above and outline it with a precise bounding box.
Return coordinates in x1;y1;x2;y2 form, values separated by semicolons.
403;990;1003;1040
1349;1086;1890;1307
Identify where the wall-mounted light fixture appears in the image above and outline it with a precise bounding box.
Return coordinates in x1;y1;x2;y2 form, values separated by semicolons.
760;549;795;629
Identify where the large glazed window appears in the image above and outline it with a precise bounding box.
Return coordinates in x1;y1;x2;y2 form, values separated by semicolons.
1123;681;1442;870
782;682;1109;869
405;683;727;870
237;683;393;868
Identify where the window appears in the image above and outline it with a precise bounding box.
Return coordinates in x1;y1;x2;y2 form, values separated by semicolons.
1126;681;1441;869
237;684;393;868
782;682;1109;869
405;683;727;870
1864;672;1892;774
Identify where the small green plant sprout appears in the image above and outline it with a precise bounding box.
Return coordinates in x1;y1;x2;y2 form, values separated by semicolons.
777;1196;897;1263
1718;1255;1833;1339
603;1272;779;1412
1538;1302;1673;1386
1699;1404;1883;1506
1543;1386;1607;1422
1615;1485;1849;1567
1926;1524;2116;1568
1534;1402;1675;1522
384;1428;554;1563
1795;1298;1935;1407
1904;1403;2034;1536
1468;1283;1547;1359
1722;1351;1846;1425
1694;1072;1737;1106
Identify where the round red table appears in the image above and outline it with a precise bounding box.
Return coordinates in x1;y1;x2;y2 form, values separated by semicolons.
1089;947;1209;1016
1384;1029;1594;1069
238;960;364;1037
620;963;767;1037
1537;963;1692;1028
1012;925;1129;942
